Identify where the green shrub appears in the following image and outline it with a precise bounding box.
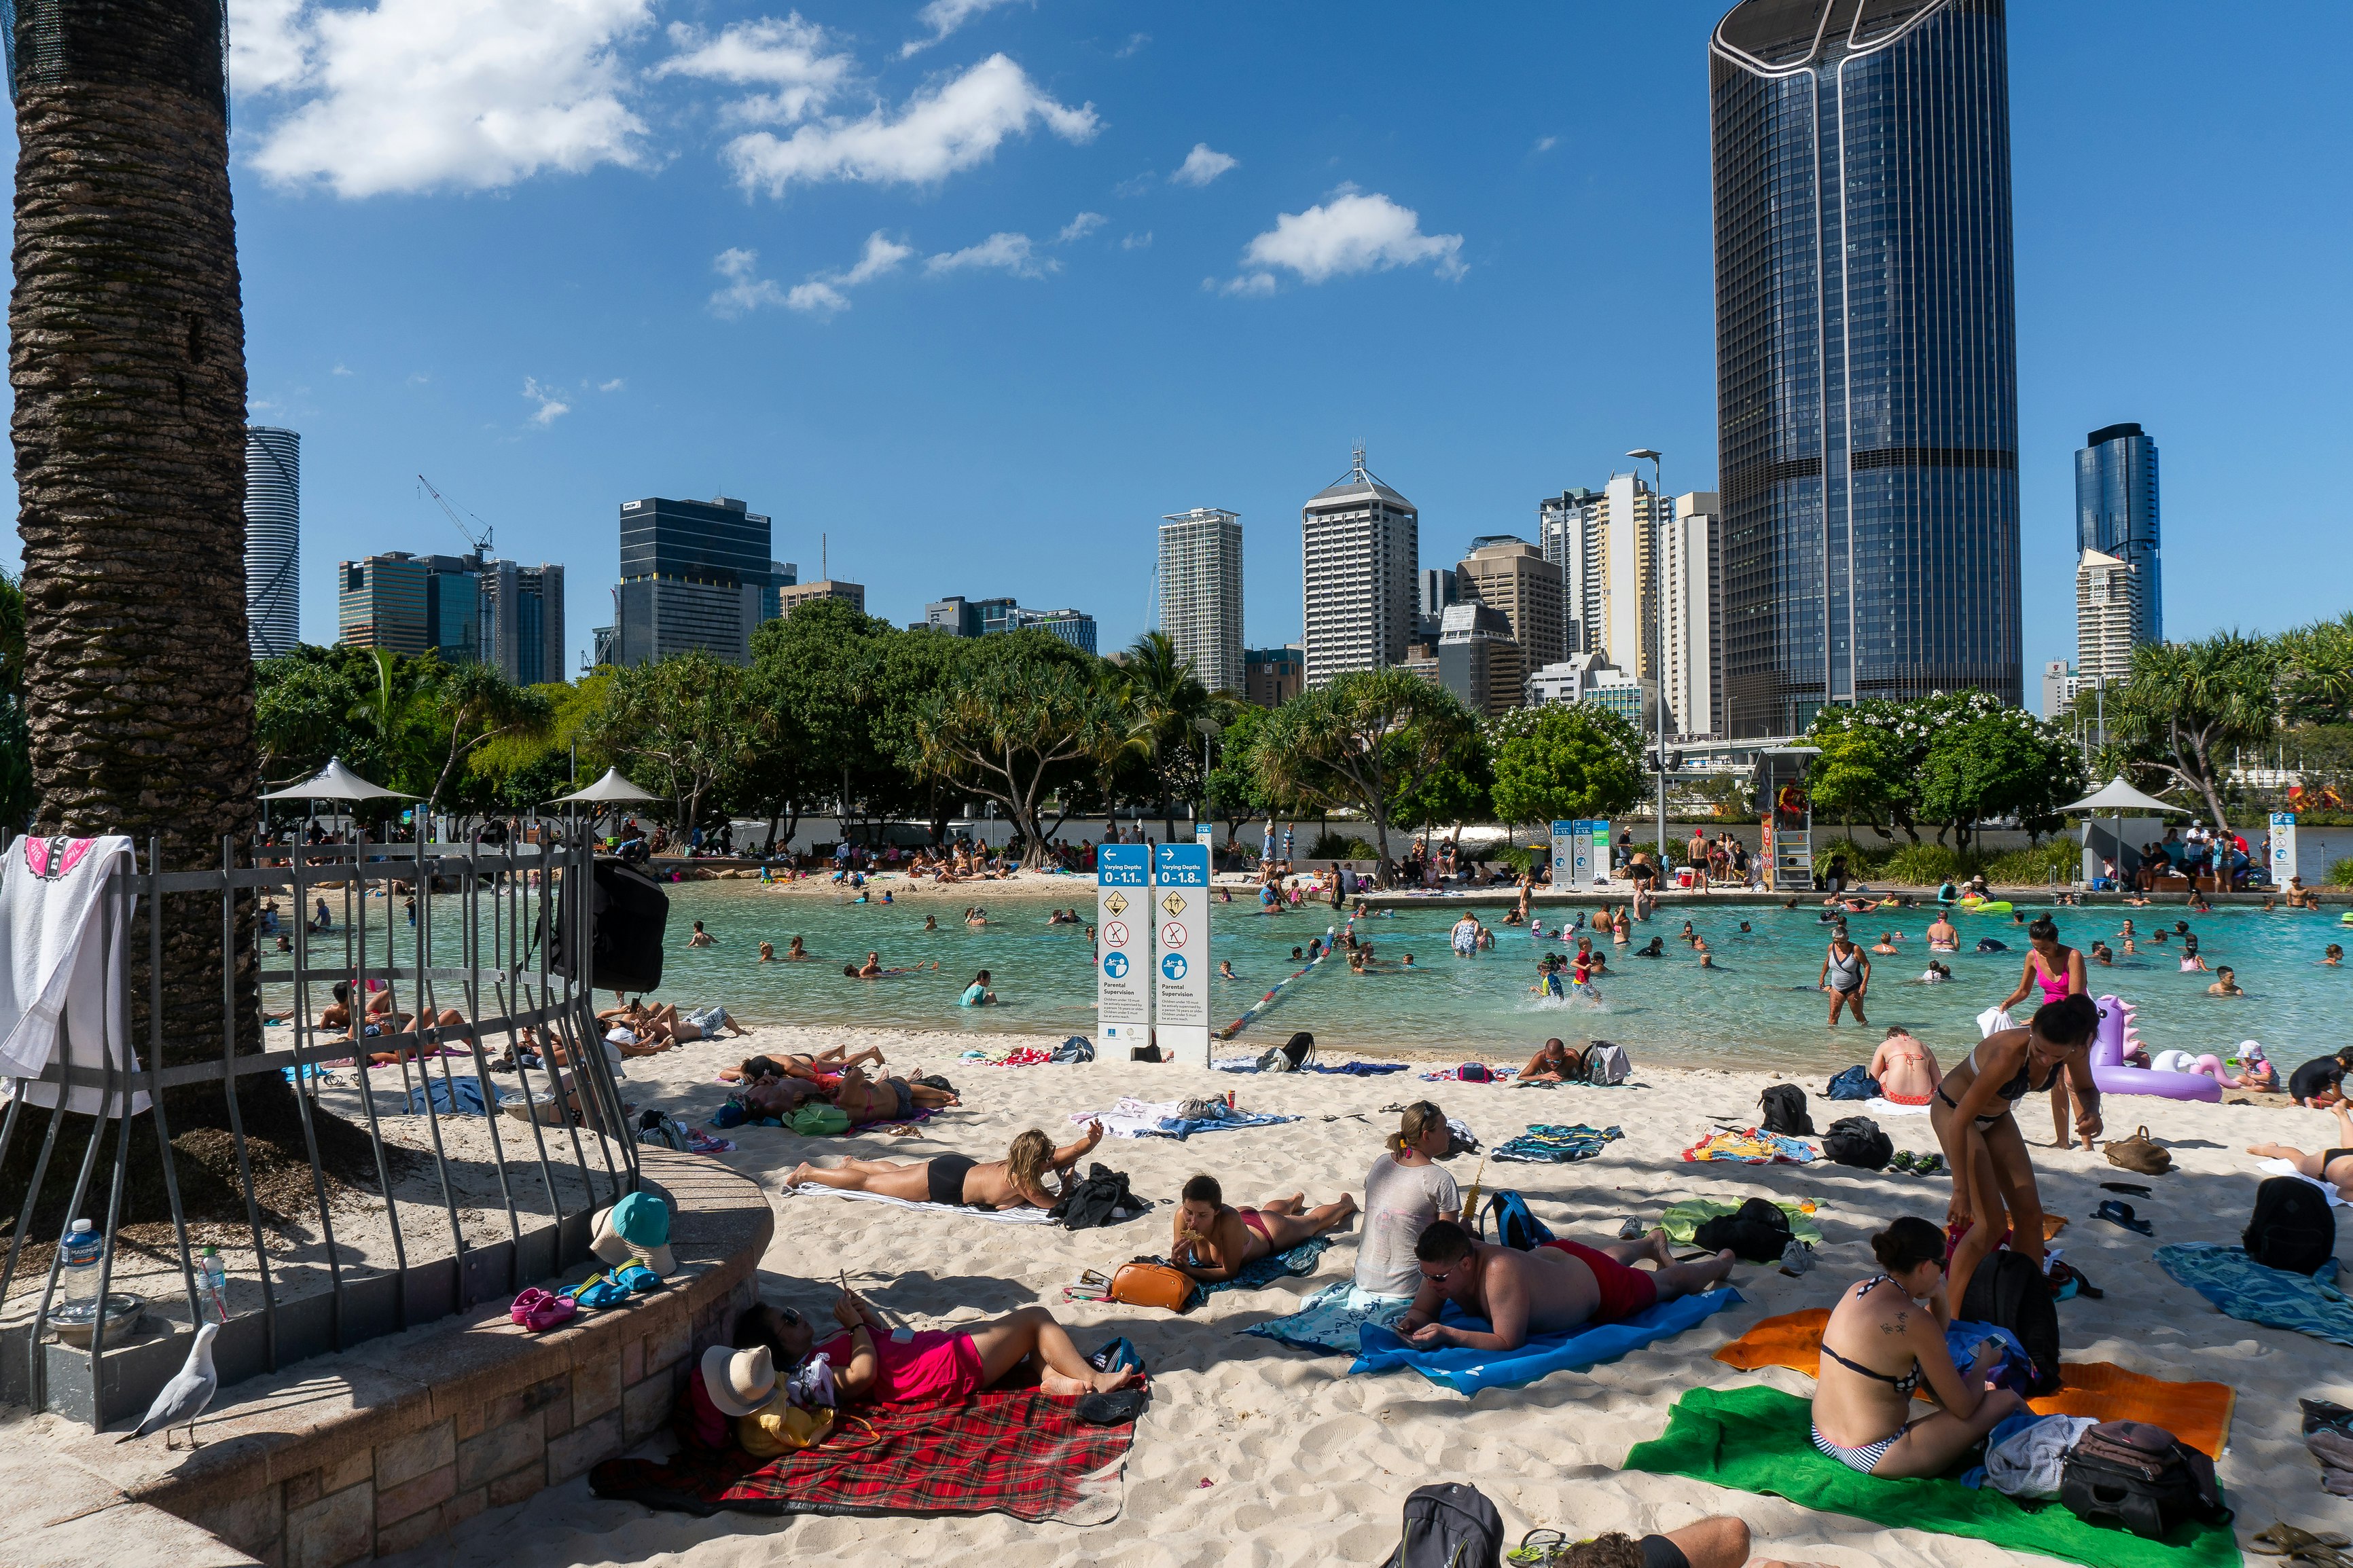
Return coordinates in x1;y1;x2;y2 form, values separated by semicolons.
1492;845;1538;873
2329;856;2353;888
1306;830;1381;861
1812;836;1883;879
1981;840;2081;886
1878;843;1968;886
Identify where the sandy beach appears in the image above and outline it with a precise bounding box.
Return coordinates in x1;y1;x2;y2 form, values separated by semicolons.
375;1019;2352;1568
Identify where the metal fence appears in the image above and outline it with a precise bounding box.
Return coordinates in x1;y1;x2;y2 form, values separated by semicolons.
0;824;638;1427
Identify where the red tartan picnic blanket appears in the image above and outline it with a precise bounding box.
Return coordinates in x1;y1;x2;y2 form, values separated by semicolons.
589;1384;1136;1522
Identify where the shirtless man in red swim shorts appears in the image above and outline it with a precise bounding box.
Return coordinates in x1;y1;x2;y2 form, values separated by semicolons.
1399;1220;1736;1351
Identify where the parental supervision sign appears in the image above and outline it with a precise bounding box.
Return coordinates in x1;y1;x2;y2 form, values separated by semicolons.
1153;841;1211;1063
1096;844;1150;1050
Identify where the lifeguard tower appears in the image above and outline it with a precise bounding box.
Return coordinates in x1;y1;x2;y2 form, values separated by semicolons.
1755;746;1820;893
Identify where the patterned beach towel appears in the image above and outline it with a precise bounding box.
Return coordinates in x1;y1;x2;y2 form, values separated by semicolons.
1662;1199;1822;1247
1679;1126;1816;1164
1492;1124;1624;1163
2156;1243;2353;1348
1242;1281;1412;1353
588;1384;1135;1525
1191;1236;1331;1307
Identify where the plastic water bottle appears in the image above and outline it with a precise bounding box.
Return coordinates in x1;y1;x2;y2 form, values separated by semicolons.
59;1219;102;1309
200;1244;230;1323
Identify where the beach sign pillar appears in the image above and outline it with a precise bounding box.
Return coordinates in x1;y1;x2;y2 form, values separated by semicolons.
1153;841;1213;1064
1096;843;1151;1052
1551;820;1604;890
2269;812;2296;890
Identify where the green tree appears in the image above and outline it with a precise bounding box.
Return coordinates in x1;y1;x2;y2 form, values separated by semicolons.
914;646;1127;866
2109;632;2282;837
1113;630;1213;839
1202;703;1275;849
1915;711;2081;854
2281;612;2353;726
1389;724;1492;852
1487;703;1644;833
589;651;753;833
420;662;552;814
1806;723;1920;841
1251;671;1477;877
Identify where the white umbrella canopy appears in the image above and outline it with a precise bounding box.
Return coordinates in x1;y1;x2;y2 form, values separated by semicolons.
258;756;414;801
2059;776;2185;816
546;767;659;805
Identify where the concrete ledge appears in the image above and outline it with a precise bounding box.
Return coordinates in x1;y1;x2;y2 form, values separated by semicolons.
14;1149;772;1568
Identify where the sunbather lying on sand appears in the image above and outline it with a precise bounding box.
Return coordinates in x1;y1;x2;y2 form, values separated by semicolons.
1537;1514;1823;1568
2248;1101;2353;1199
789;1122;1106;1209
759;1289;1138;1405
832;1064;959;1123
1400;1219;1735;1351
1171;1174;1358;1282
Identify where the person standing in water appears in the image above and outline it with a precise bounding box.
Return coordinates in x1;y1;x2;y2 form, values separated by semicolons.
1820;932;1870;1025
1996;917;2093;1150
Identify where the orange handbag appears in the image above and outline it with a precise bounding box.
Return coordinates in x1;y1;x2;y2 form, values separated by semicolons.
1108;1261;1196;1313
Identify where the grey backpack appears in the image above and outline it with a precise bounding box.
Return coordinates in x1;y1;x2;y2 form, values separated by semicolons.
1384;1482;1502;1568
1585;1042;1631;1085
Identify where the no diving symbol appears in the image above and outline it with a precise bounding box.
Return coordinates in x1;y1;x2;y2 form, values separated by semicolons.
1160;921;1187;950
1103;921;1130;947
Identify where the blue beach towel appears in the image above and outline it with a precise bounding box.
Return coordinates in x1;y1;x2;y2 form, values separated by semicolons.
1191;1237;1331;1307
1243;1280;1412;1353
404;1075;490;1116
1492;1124;1624;1163
1157;1110;1297;1139
1350;1288;1744;1395
1304;1061;1412;1076
2155;1243;2353;1348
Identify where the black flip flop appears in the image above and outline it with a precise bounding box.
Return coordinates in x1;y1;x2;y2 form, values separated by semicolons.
2100;1182;2153;1197
1076;1387;1149;1425
2093;1199;2153;1235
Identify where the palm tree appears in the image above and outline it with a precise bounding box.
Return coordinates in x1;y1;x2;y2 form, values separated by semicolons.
12;1;274;1148
1117;630;1210;840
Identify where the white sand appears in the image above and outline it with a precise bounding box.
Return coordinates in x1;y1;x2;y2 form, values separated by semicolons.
385;1022;2353;1567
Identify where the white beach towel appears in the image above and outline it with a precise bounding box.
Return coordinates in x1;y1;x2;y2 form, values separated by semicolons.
1073;1097;1185;1139
788;1183;1058;1224
2256;1158;2348;1207
0;835;146;1117
1863;1097;1933;1118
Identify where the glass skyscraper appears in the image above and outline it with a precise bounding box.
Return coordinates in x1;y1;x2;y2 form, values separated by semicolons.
2074;422;2160;648
1710;0;2022;737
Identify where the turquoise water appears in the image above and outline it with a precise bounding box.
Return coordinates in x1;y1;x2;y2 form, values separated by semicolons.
643;883;2352;1074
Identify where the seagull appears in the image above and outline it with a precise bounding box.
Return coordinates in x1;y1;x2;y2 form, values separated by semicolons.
116;1321;219;1450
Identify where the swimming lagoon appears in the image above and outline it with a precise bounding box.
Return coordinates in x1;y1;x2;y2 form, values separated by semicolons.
640;885;2351;1074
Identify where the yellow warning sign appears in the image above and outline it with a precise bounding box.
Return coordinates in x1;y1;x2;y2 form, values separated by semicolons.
1160;892;1187;917
1103;892;1128;916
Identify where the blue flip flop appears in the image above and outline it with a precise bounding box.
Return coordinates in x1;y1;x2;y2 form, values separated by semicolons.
565;1272;629;1308
612;1262;664;1295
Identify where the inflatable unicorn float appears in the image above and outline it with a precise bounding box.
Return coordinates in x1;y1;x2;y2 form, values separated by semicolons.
1979;993;2264;1102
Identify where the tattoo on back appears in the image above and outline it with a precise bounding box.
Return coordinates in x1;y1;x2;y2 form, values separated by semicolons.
1881;1312;1907;1335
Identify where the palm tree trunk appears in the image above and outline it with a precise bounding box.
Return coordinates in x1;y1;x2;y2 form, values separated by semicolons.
12;0;274;1152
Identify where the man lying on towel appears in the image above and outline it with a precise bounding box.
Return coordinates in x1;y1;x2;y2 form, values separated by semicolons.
1400;1220;1736;1351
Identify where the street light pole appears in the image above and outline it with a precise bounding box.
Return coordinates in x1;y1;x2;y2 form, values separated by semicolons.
1629;448;1666;863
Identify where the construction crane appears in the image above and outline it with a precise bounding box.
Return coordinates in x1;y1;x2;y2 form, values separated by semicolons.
416;473;492;558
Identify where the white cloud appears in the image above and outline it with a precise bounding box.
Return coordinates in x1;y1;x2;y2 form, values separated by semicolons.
653;15;850;127
1229;189;1465;291
1120;230;1151;251
711;248;788;315
901;0;1026;58
229;0;313;93
1170;142;1236;187
522;377;571;426
716;234;914;318
1057;211;1105;242
1113;33;1149;59
598;377;625;392
244;0;652;196
1533;134;1559;153
331;362;353;376
1213;272;1274;297
927;232;1052;278
722;53;1096;197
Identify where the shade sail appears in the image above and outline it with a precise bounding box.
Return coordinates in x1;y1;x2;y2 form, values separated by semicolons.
2058;776;2186;816
547;767;659;805
259;757;414;801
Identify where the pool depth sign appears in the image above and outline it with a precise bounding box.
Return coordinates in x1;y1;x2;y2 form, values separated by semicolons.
1096;844;1151;1050
1153;841;1213;1063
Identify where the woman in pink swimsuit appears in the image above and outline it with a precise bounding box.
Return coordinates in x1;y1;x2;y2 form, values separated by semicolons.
1171;1173;1357;1283
1995;917;2091;1150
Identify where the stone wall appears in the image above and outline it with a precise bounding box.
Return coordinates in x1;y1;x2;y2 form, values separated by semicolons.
21;1151;772;1568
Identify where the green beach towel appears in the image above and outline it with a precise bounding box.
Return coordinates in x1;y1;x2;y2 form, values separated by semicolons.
1662;1199;1822;1248
1623;1385;2238;1568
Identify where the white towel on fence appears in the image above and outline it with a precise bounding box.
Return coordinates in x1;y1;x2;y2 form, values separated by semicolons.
788;1183;1058;1224
0;835;146;1117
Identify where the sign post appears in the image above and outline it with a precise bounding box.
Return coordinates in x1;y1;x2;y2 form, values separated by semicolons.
1152;841;1212;1064
1096;843;1151;1053
1549;820;1576;890
2270;812;2298;891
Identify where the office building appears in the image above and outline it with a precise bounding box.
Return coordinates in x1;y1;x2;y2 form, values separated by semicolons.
760;560;799;625
1538;488;1602;653
482;560;565;687
1244;646;1304;708
613;495;776;666
1159;507;1244;693
1543;473;1671;683
1659;492;1723;739
775;579;867;618
1455;536;1564;711
1435;602;1516;718
2040;659;2081;720
924;596;982;636
1711;0;2023;734
1301;445;1417;687
2075;422;2160;649
918;594;1093;651
422;554;481;664
1026;608;1098;653
337;553;429;654
245;426;300;658
1527;651;1648;727
1416;566;1457;644
2075;548;2142;691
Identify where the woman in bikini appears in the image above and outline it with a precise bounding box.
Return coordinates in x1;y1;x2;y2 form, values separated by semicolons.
1925;911;1959;953
1928;993;2102;1307
1994;917;2091;1151
2248;1101;2353;1201
1170;1173;1357;1283
1868;1028;1940;1104
788;1123;1104;1209
1808;1216;2028;1478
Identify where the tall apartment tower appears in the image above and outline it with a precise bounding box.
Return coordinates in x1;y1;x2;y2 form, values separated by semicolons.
1541;475;1671;683
2075;549;2142;690
1159;508;1244;693
1455;536;1562;710
482;560;566;686
1660;492;1723;739
1301;446;1417;688
245;426;301;659
337;553;429;653
1711;0;2022;735
613;496;773;666
2075;422;2160;649
1539;488;1602;653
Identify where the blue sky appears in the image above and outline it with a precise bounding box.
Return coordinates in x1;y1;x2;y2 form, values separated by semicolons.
8;1;2346;687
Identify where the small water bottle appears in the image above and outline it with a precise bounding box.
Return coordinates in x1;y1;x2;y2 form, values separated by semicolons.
200;1244;230;1322
59;1219;102;1309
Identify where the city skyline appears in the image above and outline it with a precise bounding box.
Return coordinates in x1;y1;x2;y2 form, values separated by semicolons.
65;3;2352;678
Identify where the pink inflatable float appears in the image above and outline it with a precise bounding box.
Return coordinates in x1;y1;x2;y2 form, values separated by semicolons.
2089;994;2221;1101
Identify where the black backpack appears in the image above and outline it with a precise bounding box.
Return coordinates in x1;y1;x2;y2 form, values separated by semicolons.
1821;1115;1893;1171
2059;1420;2231;1540
1960;1250;2062;1396
1758;1084;1814;1135
1382;1482;1503;1568
2244;1175;2337;1275
1050;1164;1151;1230
1694;1197;1794;1262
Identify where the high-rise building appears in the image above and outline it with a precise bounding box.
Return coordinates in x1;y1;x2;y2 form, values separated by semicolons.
1711;0;2022;735
1301;445;1417;688
1538;488;1602;652
2040;659;2081;720
924;597;981;636
1435;602;1516;718
1244;646;1304;707
244;426;300;659
1527;651;1648;727
761;560;798;625
1416;566;1457;645
776;580;866;618
482;560;566;686
1454;536;1564;711
2075;422;2160;649
1541;476;1672;681
1660;491;1723;739
1159;508;1244;694
1022;608;1098;653
337;553;429;653
613;496;775;666
420;553;482;664
2075;549;2142;691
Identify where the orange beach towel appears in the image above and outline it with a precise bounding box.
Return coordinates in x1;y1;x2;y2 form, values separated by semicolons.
1712;1309;2235;1457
